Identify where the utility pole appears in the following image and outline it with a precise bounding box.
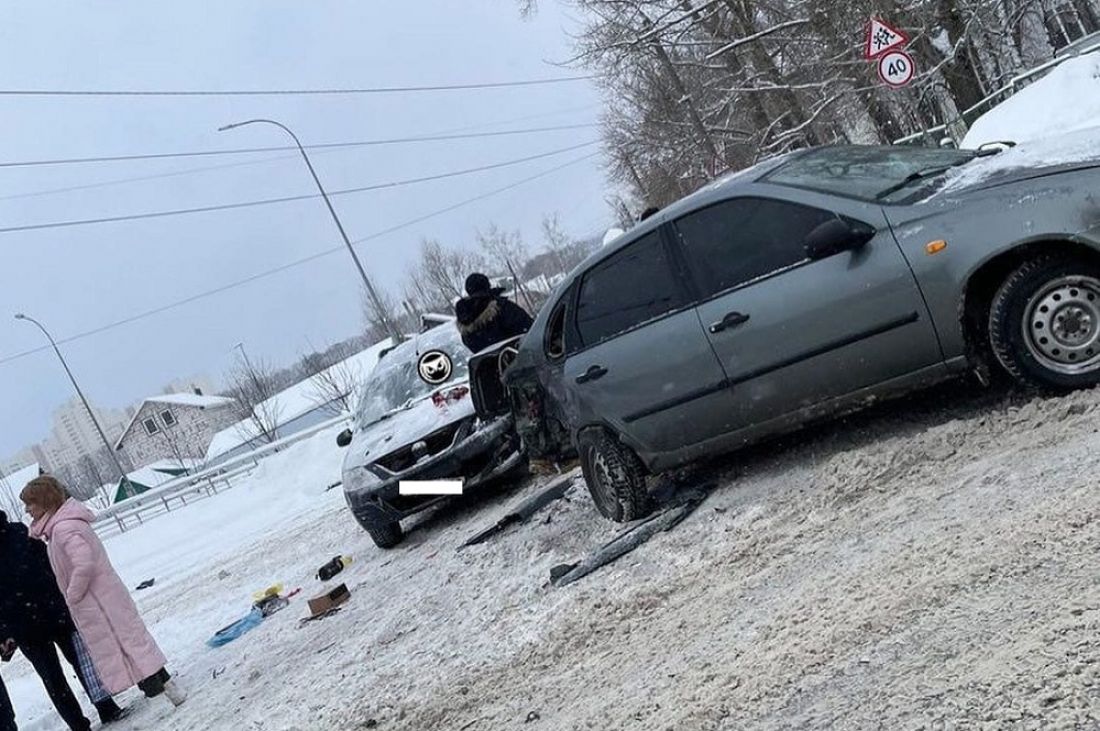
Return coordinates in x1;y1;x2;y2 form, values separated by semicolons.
14;314;135;500
218;119;402;343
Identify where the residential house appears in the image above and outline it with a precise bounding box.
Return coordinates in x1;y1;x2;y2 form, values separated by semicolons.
116;393;238;470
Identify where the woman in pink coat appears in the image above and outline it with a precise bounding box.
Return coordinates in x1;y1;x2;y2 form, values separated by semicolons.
21;477;184;707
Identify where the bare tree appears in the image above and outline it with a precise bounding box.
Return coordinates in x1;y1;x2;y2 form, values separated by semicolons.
156;421;197;471
543;0;1099;206
307;359;363;417
361;285;404;345
421;238;486;303
400;238;488;317
225;354;284;446
476;223;537;309
72;453;115;505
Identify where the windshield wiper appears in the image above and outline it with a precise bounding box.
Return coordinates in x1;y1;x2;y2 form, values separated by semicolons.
874;148;1003;201
874;164;960;201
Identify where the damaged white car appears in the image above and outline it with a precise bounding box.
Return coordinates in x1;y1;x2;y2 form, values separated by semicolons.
337;324;525;548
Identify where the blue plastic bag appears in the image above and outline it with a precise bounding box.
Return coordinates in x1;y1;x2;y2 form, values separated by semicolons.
207;607;264;648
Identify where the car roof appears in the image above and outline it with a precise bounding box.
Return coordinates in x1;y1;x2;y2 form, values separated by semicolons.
556;151;802;296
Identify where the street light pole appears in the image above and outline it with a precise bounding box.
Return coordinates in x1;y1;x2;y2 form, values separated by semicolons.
231;341;257;376
218;119;401;343
14;314;135;500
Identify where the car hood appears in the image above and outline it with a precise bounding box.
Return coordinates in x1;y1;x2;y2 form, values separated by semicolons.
934;128;1100;199
342;389;475;473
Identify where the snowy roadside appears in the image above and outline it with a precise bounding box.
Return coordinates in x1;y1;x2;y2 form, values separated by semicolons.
9;379;1100;730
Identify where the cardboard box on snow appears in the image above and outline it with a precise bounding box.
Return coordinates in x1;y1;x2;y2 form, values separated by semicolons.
308;583;350;616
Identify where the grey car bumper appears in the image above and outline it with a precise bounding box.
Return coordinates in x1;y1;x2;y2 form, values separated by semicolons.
344;414;521;522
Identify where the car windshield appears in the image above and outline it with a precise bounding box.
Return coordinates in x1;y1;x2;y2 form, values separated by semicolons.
354;325;471;429
765;146;977;202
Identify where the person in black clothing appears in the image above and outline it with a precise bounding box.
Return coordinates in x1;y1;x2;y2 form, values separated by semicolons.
0;671;14;731
0;511;126;730
454;272;534;354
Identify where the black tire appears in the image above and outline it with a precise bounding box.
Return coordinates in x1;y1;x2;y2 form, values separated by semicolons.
352;504;404;549
989;255;1100;390
577;429;651;523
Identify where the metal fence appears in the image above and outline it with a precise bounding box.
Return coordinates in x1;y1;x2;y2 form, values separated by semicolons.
94;414;349;538
893;40;1100;147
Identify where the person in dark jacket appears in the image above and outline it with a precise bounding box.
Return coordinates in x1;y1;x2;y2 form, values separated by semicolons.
0;511;126;730
0;671;14;731
454;273;534;354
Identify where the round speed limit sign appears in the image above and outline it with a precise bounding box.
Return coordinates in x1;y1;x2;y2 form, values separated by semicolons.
877;49;915;87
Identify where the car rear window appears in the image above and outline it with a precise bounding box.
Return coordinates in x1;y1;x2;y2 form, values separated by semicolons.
575;231;683;346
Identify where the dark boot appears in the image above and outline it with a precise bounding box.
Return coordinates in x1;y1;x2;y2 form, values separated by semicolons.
137;668;170;698
95;698;130;724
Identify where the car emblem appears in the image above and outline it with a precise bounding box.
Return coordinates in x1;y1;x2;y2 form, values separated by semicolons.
417;350;453;385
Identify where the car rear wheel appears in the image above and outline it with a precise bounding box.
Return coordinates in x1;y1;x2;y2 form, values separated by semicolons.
352;504;404;549
989;255;1100;390
577;429;651;523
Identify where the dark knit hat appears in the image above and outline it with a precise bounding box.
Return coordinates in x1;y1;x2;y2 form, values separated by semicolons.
465;272;492;296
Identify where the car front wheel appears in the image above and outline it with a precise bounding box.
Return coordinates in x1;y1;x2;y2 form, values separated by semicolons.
989;255;1100;390
577;429;651;523
352;504;404;549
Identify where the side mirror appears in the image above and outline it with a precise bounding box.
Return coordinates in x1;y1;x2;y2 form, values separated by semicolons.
336;429;353;448
804;218;875;260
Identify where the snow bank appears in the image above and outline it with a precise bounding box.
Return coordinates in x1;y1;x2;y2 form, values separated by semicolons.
963;51;1100;147
106;426;346;589
112;428;345;583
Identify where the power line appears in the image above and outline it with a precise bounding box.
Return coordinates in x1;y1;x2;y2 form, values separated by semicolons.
0;76;595;97
0;151;601;367
0;152;301;202
0;124;598;202
0;141;598;234
0;122;598;170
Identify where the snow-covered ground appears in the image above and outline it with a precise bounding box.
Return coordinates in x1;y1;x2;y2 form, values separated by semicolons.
6;378;1100;730
963;50;1100;147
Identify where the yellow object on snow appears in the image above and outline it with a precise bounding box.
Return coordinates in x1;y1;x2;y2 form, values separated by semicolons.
252;583;284;602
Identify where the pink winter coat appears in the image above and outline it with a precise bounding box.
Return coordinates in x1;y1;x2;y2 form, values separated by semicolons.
30;498;167;695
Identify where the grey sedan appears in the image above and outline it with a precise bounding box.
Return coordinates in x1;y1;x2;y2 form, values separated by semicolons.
501;140;1100;522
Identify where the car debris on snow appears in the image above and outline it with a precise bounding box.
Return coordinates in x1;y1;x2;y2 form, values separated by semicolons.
549;485;711;587
459;473;577;549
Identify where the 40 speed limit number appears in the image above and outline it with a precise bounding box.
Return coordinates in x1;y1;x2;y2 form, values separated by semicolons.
877;50;915;88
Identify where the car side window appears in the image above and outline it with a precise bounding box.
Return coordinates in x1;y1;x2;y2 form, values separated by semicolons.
575;231;683;347
673;197;837;298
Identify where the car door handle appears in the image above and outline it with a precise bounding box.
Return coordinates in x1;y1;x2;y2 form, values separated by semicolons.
708;311;750;334
575;365;608;384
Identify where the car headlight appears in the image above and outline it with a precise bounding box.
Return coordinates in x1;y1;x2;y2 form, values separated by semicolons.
344;464;383;494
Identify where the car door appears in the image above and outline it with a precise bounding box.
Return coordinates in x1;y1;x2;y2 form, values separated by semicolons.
562;228;737;456
670;192;942;434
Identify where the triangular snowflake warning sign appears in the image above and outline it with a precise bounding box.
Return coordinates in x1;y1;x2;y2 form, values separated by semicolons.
865;18;909;59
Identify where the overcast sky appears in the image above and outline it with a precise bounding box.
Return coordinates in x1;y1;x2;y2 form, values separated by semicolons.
0;1;612;458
